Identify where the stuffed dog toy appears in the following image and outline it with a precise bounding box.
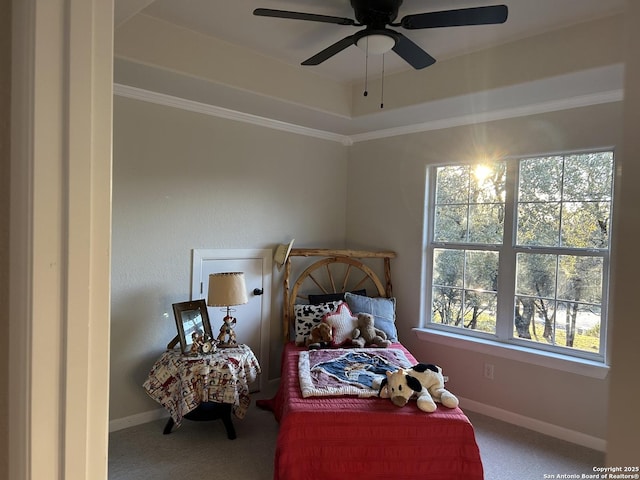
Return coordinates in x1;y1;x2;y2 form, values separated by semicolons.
306;322;333;349
377;363;458;413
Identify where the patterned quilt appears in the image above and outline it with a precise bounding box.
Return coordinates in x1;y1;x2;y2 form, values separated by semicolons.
298;348;412;398
143;345;261;427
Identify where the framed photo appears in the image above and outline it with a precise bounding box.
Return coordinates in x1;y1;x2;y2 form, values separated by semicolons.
172;300;213;355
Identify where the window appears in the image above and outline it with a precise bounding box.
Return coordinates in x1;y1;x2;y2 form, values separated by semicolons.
426;150;614;362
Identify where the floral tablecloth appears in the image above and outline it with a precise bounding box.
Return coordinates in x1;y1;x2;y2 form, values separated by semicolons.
143;344;261;428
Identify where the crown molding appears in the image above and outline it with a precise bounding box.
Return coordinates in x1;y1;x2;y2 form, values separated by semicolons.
113;83;353;146
349;89;623;143
114;75;623;146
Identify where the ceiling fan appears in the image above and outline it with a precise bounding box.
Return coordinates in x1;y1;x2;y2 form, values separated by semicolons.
254;0;508;69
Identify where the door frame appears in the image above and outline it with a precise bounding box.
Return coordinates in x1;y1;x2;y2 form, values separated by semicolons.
191;248;272;391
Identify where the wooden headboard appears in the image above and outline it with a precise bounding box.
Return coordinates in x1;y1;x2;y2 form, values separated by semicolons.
282;248;396;343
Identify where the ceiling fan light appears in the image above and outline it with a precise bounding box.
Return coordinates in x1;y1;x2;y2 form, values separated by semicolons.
356;34;395;55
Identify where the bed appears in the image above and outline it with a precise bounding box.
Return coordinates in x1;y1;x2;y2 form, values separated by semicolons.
257;249;484;480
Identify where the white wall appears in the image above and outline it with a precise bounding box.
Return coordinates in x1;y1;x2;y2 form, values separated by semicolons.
346;102;623;444
111;96;348;420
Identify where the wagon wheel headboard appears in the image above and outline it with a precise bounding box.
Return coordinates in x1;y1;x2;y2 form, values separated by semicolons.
282;248;396;343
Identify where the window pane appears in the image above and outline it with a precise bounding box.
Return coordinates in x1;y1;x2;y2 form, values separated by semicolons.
464;291;497;333
469;204;504;243
561;201;610;249
431;286;463;326
518;156;562;202
555;303;601;353
563;152;614;201
432;249;498;333
517;152;613;250
433;249;464;287
514;255;603;353
434;163;506;245
557;255;603;304
436;166;468;204
517;202;560;246
515;295;558;344
465;250;499;291
516;253;556;298
434;205;467;242
470;163;506;203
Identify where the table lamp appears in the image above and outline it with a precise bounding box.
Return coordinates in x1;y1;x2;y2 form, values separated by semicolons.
207;272;248;347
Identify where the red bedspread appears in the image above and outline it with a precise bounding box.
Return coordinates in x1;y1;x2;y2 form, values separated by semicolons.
257;342;484;480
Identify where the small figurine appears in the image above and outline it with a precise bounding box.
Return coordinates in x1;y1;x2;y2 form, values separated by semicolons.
190;331;204;355
217;315;237;346
190;331;216;355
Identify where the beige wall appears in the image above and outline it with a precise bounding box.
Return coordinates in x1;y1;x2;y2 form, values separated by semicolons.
346;102;623;443
111;96;349;420
606;0;640;465
1;0;10;476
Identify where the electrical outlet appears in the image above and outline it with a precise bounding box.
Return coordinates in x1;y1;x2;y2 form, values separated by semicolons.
484;363;495;380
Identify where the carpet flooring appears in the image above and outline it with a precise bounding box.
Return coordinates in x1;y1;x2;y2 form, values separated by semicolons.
109;388;604;480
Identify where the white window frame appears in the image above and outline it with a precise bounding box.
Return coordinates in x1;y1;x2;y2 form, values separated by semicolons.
417;149;614;378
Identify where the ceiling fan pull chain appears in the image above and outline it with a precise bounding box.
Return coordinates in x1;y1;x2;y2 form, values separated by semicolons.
363;38;369;97
380;54;385;109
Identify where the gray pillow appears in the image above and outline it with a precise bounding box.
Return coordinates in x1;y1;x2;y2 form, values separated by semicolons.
344;292;398;342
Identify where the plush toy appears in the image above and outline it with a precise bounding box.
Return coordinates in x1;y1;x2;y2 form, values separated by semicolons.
351;313;391;348
306;322;333;349
377;363;458;413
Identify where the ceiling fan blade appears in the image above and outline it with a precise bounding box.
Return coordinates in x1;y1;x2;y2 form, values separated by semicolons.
253;8;356;26
392;32;436;69
401;5;508;29
301;35;357;65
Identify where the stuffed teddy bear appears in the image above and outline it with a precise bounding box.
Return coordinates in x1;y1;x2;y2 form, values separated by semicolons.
306;321;333;349
377;363;458;412
351;313;391;348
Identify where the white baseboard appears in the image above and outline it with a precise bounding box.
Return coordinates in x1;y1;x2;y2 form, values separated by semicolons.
109;407;168;433
459;396;606;452
109;377;282;433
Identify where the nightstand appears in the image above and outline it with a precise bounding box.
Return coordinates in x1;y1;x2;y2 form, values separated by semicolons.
143;344;261;439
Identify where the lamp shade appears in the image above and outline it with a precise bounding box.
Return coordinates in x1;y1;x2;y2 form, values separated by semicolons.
207;272;248;307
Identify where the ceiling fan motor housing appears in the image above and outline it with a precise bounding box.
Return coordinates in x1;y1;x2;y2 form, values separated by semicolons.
351;0;402;28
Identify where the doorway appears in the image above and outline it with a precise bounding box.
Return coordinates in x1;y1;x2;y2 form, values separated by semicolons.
191;249;272;391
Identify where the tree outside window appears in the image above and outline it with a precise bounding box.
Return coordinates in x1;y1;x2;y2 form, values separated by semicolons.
427;151;613;361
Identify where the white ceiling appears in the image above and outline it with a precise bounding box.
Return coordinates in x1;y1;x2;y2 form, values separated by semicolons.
116;0;625;84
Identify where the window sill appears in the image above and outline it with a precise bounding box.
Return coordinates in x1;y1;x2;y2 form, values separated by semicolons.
412;328;609;379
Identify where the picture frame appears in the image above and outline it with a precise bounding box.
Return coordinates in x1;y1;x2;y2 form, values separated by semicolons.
172;299;214;355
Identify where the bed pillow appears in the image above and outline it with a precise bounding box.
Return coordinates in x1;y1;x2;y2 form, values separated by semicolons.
294;300;342;345
344;292;398;342
308;289;367;305
322;302;358;347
